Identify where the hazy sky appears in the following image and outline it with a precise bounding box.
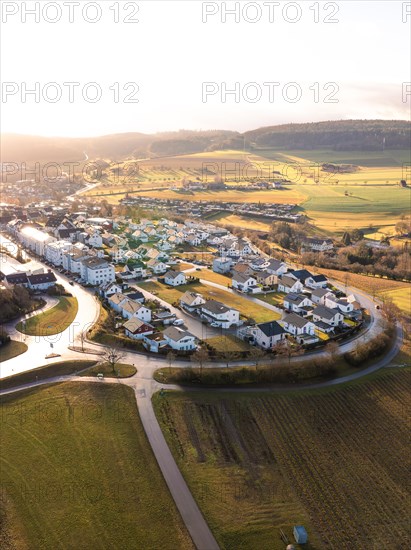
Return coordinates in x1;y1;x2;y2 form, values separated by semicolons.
1;0;410;136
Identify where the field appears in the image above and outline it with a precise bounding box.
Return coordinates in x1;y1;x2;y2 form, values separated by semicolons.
380;286;411;315
0;340;27;363
316;268;410;298
154;368;411;549
256;292;286;308
205;334;253;353
16;297;79;336
194;269;232;286
138;280;279;323
206;213;274;232
0;383;193;550
85;148;411;235
79;362;137;378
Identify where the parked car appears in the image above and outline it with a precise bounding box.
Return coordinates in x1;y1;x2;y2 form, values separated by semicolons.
173;319;184;326
69;281;74;286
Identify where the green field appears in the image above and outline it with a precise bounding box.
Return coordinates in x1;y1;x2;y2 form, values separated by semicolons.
16;297;78;336
139;280;279;323
0;340;27;363
154;368;411;550
0;383;193;549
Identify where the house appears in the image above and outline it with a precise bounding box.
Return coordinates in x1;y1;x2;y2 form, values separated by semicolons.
281;313;316;336
277;275;304;294
80;257;115;285
123;318;154;340
200;300;240;329
289;269;313;285
249;257;269;271
249;321;286;349
213;257;233;274
99;282;123;298
44;240;72;266
180;291;206;312
121;299;152;322
143;332;167;353
305;274;328;289
265;259;288;276
310;288;334;305
219;238;253;257
283;293;312;314
27;271;57;290
107;292;129;312
126;290;145;303
312;305;344;326
163;326;197;351
146;259;168;274
303;237;334;252
164;270;187;287
18;225;56;256
5;272;29;286
232;272;258;293
232;262;254;276
254;270;276;286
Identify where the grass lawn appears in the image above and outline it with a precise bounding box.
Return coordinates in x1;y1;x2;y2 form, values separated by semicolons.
316;268;410;296
16;297;79;336
0;360;97;391
196;269;232;286
0;340;28;363
205;334;253;352
79;362;137;378
0;383;194;550
139;280;278;323
257;291;286;307
153;368;411;550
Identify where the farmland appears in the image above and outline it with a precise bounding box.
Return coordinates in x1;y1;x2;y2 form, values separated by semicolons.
138;280;279;323
380;286;411;315
0;383;193;550
154;368;411;550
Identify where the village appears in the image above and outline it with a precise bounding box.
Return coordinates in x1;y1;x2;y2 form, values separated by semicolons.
1;207;363;357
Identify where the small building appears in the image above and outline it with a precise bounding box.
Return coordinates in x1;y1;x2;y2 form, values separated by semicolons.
212;256;233;274
293;525;308;544
232;272;258;293
27;271;57;290
180;291;206;313
163;326;197;351
123;318;154;340
164;270;186;287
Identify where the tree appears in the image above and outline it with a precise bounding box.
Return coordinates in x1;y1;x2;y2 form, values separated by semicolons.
166;351;177;375
273;339;304;364
248;346;266;371
324;341;339;361
79;330;86;352
102;346;125;374
190;347;210;379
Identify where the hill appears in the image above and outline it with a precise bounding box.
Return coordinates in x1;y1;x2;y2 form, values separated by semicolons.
243;120;411;151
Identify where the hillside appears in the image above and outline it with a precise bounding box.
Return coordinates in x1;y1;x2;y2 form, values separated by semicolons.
243;120;411;151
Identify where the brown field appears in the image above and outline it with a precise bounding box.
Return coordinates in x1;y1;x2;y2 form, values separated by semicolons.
317;268;410;296
154;368;411;550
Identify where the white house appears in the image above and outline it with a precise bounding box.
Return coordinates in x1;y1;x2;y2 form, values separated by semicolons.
27;272;57;290
232;272;258;293
121;299;152;322
146;259;168;274
163;326;197;351
200;300;240;329
80;258;115;285
18;225;55;256
311;288;335;305
281;313;316;336
305;274;328;289
283;293;312;314
180;291;206;313
107;292;128;312
99;281;123;298
278;275;304;294
249;321;286;349
266;259;288;276
303;238;334;252
164;270;187;287
312;305;344;326
213;257;233;274
123;318;154;340
143;332;167;353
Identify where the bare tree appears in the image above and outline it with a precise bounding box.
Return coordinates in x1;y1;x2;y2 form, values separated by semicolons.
248;346;266;371
166;351;177;375
79;330;86;352
102;346;125;373
273;339;304;364
190;346;210;379
324;341;340;361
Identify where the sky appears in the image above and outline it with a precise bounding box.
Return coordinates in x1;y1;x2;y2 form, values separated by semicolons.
1;0;410;137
